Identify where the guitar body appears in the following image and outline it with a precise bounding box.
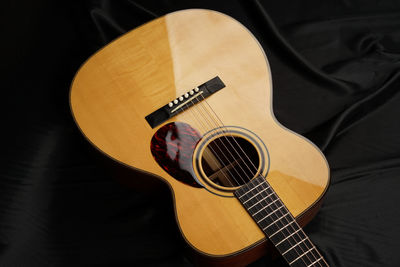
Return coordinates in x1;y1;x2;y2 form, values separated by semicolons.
70;9;329;266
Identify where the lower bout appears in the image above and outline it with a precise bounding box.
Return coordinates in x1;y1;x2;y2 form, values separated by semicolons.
183;195;325;266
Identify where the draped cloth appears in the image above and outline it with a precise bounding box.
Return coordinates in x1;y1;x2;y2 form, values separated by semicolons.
2;1;400;266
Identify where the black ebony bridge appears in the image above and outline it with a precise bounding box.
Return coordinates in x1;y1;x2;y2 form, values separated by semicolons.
145;76;225;128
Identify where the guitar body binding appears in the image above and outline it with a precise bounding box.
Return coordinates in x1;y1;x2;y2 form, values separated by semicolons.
69;9;330;266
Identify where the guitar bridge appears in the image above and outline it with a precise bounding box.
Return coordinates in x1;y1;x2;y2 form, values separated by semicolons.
145;76;225;128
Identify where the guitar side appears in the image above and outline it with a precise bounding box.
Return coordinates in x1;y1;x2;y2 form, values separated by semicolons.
70;9;329;266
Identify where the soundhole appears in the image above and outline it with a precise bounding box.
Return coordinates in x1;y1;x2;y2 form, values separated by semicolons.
200;136;260;188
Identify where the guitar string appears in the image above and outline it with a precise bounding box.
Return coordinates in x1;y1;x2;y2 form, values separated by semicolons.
183;96;311;266
179;102;320;265
202;95;329;266
199;95;262;179
197;94;326;266
188;100;250;186
176;91;325;266
179;104;239;188
193;99;316;267
197;102;323;267
179;104;237;187
192;100;254;186
198;95;325;266
201;95;327;265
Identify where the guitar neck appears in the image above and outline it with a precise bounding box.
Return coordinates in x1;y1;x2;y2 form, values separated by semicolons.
234;176;329;267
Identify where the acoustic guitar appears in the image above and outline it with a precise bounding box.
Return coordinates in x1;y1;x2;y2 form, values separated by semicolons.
70;9;330;267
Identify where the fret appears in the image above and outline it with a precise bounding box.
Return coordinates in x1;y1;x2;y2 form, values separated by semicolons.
269;220;296;238
252;197;279;215
286;249;313;266
271;228;306;249
240;175;263;189
245;190;274;207
242;186;271;204
235;176;328;267
283;246;315;266
282;237;307;255
276;235;313;257
235;186;247;198
237;181;262;199
245;191;277;211
276;228;301;246
266;219;302;242
308;257;322;266
262;212;291;230
245;188;274;205
289;247;316;265
276;236;321;266
256;204;285;223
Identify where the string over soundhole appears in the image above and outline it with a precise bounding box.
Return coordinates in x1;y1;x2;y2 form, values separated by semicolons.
193;126;270;195
200;136;260;188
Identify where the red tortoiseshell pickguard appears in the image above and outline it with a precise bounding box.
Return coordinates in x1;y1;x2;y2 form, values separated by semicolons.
150;122;202;187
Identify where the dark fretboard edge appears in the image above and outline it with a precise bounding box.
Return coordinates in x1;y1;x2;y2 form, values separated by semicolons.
234;176;329;267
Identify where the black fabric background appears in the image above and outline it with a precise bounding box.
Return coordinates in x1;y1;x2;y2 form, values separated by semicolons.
2;0;400;266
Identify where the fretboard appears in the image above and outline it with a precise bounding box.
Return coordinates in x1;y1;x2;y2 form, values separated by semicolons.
234;176;329;267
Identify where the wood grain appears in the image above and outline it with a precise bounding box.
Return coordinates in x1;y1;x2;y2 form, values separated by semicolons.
70;9;330;264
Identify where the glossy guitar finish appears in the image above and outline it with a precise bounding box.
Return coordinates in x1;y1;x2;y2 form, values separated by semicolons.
70;9;330;266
